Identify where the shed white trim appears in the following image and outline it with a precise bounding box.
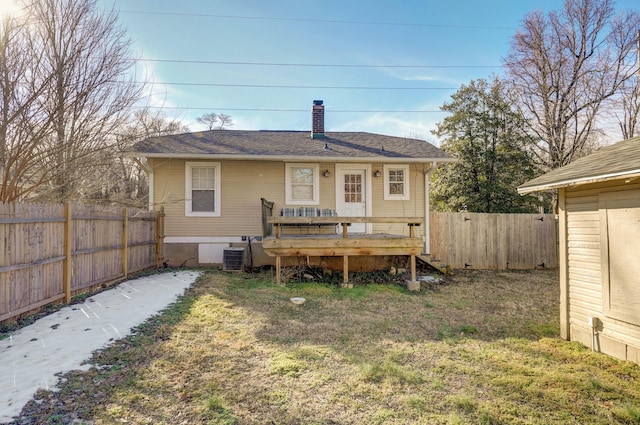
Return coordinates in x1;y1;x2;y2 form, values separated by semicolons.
518;170;640;194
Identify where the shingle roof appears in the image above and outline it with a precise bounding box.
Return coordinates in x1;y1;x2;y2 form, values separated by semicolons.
128;130;454;163
518;136;640;193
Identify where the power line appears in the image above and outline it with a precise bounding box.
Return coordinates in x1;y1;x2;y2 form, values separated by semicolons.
138;106;445;113
139;81;458;90
139;59;503;69
119;10;513;31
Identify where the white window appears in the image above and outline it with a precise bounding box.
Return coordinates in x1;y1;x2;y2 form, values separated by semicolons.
383;164;410;200
285;163;319;205
185;162;221;217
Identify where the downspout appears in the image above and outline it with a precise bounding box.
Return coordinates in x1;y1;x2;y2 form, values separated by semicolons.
423;162;438;254
132;157;154;211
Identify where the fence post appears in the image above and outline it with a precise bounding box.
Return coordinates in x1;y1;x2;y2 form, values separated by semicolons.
122;207;128;278
155;206;165;268
63;204;72;304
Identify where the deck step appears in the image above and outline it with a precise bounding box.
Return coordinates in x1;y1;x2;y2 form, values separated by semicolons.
417;254;450;274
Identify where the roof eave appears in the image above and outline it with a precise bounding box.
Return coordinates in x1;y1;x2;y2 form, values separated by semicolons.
518;169;640;194
124;152;457;163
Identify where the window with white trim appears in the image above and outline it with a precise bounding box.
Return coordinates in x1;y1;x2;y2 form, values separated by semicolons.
384;164;410;200
185;162;221;216
285;163;319;205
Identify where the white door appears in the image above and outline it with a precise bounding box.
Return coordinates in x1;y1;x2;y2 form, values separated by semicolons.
337;167;368;233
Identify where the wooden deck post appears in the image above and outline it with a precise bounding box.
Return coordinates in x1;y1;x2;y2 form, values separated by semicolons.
409;223;418;287
343;255;349;284
276;255;282;285
410;254;416;282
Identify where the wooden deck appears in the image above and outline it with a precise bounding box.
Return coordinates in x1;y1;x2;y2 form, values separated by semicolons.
263;216;423;285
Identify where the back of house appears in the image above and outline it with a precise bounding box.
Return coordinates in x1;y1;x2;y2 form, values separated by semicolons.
128;100;454;271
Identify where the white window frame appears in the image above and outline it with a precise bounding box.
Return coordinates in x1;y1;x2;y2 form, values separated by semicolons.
185;161;221;217
285;163;320;205
383;164;410;200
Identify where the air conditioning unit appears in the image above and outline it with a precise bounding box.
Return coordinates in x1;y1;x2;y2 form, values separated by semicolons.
223;247;245;271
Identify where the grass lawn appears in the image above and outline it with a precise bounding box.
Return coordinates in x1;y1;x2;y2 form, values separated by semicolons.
13;269;640;424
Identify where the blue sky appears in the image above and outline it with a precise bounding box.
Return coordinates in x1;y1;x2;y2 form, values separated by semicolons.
7;0;638;142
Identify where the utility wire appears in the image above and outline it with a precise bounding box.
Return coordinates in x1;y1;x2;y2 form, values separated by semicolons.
138;81;458;90
119;10;513;31
137;106;444;113
138;59;502;69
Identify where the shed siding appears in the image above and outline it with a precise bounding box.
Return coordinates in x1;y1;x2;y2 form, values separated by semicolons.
566;191;602;333
564;180;640;363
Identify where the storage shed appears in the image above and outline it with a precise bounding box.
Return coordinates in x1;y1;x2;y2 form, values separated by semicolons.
519;136;640;364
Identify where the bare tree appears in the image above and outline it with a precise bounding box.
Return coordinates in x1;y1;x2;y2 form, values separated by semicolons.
615;78;640;139
197;112;233;130
26;0;143;202
133;109;190;138
197;112;218;130
87;109;190;206
0;12;60;202
614;29;640;141
504;0;640;172
216;113;233;129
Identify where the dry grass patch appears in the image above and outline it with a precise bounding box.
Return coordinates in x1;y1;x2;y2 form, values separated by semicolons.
11;269;640;424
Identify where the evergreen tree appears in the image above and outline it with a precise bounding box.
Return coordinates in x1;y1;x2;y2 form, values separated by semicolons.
432;78;541;213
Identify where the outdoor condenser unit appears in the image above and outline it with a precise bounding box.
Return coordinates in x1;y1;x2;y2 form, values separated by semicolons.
223;247;245;271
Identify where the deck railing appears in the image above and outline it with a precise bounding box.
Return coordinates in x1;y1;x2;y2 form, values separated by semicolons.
267;216;422;238
260;198;274;238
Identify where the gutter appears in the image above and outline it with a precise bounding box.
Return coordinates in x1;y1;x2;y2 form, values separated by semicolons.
423;162;438;255
124;152;457;164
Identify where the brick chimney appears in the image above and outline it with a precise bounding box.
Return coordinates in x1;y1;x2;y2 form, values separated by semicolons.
311;100;325;138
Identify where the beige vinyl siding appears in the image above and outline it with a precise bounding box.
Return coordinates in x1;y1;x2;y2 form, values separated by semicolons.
151;159;428;239
370;163;425;237
151;159;343;238
149;158;185;236
319;164;336;209
564;180;640;359
152;159;285;237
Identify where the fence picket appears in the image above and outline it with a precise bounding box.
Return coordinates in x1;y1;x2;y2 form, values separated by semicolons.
0;202;162;323
429;212;558;270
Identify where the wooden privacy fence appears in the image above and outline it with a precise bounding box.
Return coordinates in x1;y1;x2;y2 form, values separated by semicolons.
0;202;164;323
429;212;558;270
